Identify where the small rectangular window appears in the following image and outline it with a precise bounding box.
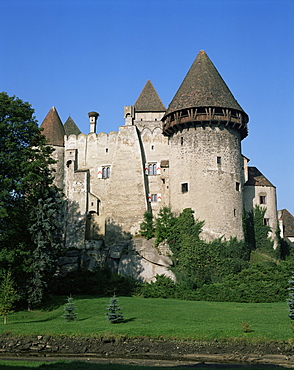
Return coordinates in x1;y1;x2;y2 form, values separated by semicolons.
181;183;188;193
260;195;266;204
151;194;158;202
181;137;184;145
236;182;240;191
102;166;111;178
217;156;221;165
264;218;270;226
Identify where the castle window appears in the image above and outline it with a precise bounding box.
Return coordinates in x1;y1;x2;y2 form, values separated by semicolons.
236;182;240;191
234;208;236;217
181;183;188;193
146;162;161;176
106;148;108;153
148;193;162;202
264;218;270;226
103;166;110;178
260;195;267;205
148;163;157;176
151;194;158;202
217;156;221;165
151;145;154;150
181;137;184;145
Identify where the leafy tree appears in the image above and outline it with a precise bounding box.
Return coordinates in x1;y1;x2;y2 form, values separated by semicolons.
139;211;154;239
106;294;124;323
154;207;175;246
0;270;17;324
0;92;64;309
243;205;274;256
62;296;78;322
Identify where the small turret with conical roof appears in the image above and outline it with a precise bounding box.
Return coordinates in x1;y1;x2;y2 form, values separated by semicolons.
124;80;166;125
40;106;65;146
40;106;65;190
64;116;81;137
135;80;166;112
162;50;248;139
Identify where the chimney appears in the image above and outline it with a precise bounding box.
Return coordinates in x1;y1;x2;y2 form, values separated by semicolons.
88;111;99;133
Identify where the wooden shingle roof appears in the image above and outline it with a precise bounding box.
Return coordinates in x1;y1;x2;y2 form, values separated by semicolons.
64;116;81;136
244;167;275;187
40;107;65;146
134;80;166;112
164;50;245;115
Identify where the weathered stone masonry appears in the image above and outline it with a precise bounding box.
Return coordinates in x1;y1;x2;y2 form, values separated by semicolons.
40;50;278;281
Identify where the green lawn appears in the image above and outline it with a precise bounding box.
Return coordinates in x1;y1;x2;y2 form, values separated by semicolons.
0;296;292;342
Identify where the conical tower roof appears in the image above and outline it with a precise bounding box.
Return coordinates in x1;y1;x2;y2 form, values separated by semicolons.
40;106;65;146
165;50;245;115
134;80;166;112
162;51;248;139
64;116;81;136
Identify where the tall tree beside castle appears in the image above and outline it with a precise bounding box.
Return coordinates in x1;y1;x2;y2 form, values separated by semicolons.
40;51;278;282
0;92;64;308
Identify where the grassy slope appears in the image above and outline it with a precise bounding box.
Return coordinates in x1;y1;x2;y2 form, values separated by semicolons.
0;296;292;342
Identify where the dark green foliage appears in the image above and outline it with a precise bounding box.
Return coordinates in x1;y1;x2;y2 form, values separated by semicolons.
196;261;293;303
139;211;154;239
106;294;124;323
154;207;175;246
51;267;138;296
137;206;293;303
0;270;17;324
275;224;292;260
0;92;64;309
243;205;274;256
62;296;78;322
168;209;248;289
288;272;294;320
137;274;176;298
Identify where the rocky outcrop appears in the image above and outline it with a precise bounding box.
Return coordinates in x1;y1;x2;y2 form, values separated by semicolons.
58;237;175;282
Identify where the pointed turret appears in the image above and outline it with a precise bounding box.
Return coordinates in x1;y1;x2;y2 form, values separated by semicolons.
162;50;248;139
40;106;65;146
134;80;166;112
64;116;81;136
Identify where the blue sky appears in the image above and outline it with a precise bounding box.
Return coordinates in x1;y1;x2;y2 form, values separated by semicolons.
1;0;294;215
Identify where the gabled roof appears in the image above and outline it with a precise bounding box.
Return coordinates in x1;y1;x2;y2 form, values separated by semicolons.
134;80;166;112
244;167;275;187
165;50;246;116
64;116;81;136
279;209;294;237
40;106;65;146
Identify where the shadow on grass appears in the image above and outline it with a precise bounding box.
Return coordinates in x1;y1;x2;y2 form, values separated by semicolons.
12;315;59;324
0;360;291;369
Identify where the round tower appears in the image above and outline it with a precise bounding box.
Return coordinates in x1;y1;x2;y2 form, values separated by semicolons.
162;50;249;241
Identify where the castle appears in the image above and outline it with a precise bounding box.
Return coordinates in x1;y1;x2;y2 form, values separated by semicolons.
40;50;279;280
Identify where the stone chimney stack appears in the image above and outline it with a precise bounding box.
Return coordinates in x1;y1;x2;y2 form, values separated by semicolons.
88;111;99;133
